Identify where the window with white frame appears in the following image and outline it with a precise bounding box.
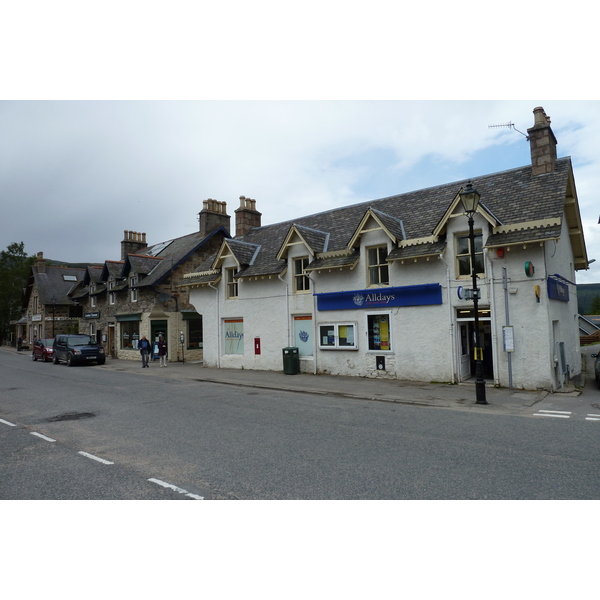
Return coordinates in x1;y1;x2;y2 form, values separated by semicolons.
109;292;115;305
90;295;96;308
294;257;310;293
367;313;391;351
226;268;238;299
131;276;138;302
318;322;358;350
456;231;484;277
367;246;389;286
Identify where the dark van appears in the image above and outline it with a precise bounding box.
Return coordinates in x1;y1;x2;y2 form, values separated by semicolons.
53;334;106;366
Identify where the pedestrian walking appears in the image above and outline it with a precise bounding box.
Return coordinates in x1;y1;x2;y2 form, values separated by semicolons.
139;335;152;368
158;335;168;367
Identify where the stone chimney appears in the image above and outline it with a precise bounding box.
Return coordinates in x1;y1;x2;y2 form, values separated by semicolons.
198;199;231;238
121;230;148;260
36;251;46;273
527;106;557;176
235;196;262;237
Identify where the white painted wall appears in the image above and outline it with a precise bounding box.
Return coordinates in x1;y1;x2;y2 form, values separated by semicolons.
189;210;582;391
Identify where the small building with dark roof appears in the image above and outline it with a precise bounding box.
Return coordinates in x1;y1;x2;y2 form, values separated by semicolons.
21;252;89;341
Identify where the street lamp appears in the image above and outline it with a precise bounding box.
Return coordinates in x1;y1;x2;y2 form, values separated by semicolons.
459;182;488;405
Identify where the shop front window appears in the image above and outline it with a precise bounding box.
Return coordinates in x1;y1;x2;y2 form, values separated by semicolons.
223;319;244;355
367;313;391;351
188;318;203;349
120;321;140;349
318;323;357;350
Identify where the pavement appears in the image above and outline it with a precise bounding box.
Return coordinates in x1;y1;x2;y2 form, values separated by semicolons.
7;342;599;416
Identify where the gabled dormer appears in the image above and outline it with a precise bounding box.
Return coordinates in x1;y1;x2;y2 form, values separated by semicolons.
121;254;164;280
347;207;406;249
432;187;500;240
277;224;330;261
212;239;261;274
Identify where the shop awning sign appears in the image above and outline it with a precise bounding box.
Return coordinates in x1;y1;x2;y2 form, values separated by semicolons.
315;283;442;311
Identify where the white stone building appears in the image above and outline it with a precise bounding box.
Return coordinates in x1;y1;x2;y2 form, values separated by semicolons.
181;107;589;391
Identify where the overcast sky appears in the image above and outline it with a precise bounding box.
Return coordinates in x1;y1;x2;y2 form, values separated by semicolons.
1;100;599;282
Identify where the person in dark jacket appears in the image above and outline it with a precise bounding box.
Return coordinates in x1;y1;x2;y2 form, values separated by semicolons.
139;335;152;368
157;335;168;367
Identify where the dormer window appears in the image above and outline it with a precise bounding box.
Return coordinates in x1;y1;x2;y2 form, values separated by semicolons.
367;246;389;286
456;231;484;277
226;268;238;299
294;257;310;293
131;276;138;302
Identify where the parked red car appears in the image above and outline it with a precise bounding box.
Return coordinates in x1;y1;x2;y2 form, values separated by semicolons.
32;338;55;362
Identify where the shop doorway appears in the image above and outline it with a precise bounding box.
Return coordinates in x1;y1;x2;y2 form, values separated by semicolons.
151;320;168;358
107;325;115;357
457;312;494;381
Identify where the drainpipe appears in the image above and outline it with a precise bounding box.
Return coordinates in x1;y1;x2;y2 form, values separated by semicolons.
208;281;220;368
486;250;500;387
307;271;318;374
438;253;456;383
277;273;291;347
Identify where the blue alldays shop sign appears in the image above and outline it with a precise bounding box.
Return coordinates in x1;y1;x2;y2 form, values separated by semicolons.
315;283;443;311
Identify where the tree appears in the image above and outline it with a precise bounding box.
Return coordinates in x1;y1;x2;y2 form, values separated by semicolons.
0;242;35;343
591;295;600;315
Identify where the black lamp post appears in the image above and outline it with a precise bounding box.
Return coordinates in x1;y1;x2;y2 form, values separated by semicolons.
459;182;488;405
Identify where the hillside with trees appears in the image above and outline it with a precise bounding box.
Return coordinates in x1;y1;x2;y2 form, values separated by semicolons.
0;242;35;343
577;283;600;315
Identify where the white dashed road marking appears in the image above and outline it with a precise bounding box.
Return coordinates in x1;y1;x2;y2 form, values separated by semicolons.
585;414;600;421
534;410;572;418
0;419;17;427
78;451;114;465
31;431;56;442
148;478;204;500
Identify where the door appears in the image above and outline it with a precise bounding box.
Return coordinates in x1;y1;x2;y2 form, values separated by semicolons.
458;320;494;381
151;320;168;358
459;323;470;380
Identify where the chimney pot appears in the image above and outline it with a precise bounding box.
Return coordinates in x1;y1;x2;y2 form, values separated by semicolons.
528;106;557;176
199;198;231;236
235;196;262;237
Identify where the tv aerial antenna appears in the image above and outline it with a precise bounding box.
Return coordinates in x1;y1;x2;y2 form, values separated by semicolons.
488;121;529;140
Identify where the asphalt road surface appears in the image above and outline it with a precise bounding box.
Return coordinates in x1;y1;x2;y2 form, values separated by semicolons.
1;349;599;500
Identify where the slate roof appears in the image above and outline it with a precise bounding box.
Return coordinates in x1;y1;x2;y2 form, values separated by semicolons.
305;251;360;272
289;224;330;254
102;260;124;280
128;227;229;288
28;266;87;306
184;157;580;281
387;240;447;261
181;270;222;285
226;239;261;268
363;209;406;242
